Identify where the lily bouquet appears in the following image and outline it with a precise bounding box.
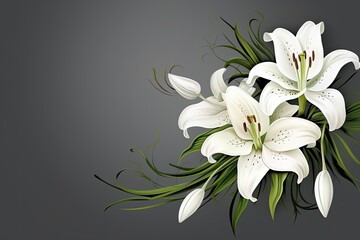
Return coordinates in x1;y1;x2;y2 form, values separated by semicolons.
96;18;360;233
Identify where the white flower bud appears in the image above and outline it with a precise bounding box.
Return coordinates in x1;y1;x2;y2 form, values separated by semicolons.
314;170;333;218
178;188;205;223
168;73;201;100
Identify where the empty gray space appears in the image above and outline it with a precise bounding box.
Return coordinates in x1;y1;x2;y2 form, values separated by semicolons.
1;0;360;239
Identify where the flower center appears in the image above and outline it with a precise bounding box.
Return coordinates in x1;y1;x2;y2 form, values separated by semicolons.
243;115;262;150
292;50;315;90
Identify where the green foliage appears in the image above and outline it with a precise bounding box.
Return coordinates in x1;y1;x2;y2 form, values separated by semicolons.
229;191;248;235
215;17;274;85
180;124;231;159
269;172;288;220
97;16;360;234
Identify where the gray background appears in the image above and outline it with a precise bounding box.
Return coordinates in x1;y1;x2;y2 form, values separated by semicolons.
1;0;360;239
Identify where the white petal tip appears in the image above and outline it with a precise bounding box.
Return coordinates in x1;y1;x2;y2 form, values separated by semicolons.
297;178;303;184
307;142;316;148
355;63;360;70
183;129;190;138
249;197;258;203
320;212;329;218
208;156;217;164
263;32;271;42
319;21;325;33
328;126;337;132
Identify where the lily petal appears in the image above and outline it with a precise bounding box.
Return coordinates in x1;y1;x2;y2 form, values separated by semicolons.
237;149;269;202
307;50;360;91
305;89;346;131
264;117;321;152
201;127;253;163
262;145;309;184
178;96;229;138
239;78;256;96
168;73;201;100
314;170;333;218
296;21;325;49
223;86;269;139
259;82;305;115
264;28;302;81
300;22;324;79
178;188;205;223
269;102;299;123
247;62;298;90
210;68;228;101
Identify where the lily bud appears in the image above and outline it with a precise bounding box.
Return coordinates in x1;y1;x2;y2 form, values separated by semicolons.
168;73;201;100
178;188;205;223
314;170;333;218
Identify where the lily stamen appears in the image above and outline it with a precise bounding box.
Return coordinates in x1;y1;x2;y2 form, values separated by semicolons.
293;57;299;70
312;50;315;61
243;115;263;150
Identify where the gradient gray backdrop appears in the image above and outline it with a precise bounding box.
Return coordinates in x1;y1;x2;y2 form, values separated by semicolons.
2;0;360;239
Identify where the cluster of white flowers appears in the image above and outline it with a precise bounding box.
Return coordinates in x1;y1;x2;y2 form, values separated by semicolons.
170;21;359;222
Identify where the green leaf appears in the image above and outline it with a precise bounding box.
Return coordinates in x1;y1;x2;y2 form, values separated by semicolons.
335;133;360;165
209;162;237;198
230;191;248;234
180;124;231;159
326;133;359;186
269;172;288;220
228;72;249;83
234;24;260;64
224;57;254;69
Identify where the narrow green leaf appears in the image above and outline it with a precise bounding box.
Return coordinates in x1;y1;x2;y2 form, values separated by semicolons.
234;24;260;64
224;57;254;69
228;72;249;83
230;192;248;234
121;200;178;211
180;124;231;159
326;133;359;186
269;172;288;220
335;133;360;164
209;163;237;198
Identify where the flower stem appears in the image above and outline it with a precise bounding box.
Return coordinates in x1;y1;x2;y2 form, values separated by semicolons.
202;157;237;190
298;94;307;116
199;94;221;106
320;123;327;171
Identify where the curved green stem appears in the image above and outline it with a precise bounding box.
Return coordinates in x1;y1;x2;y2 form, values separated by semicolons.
298;95;307;117
199;94;222;106
320;123;327;171
202;157;237;190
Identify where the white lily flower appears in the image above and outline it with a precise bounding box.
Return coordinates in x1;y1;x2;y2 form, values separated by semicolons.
168;73;201;100
201;86;321;202
314;170;333;218
178;188;205;223
171;68;254;138
247;21;360;131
